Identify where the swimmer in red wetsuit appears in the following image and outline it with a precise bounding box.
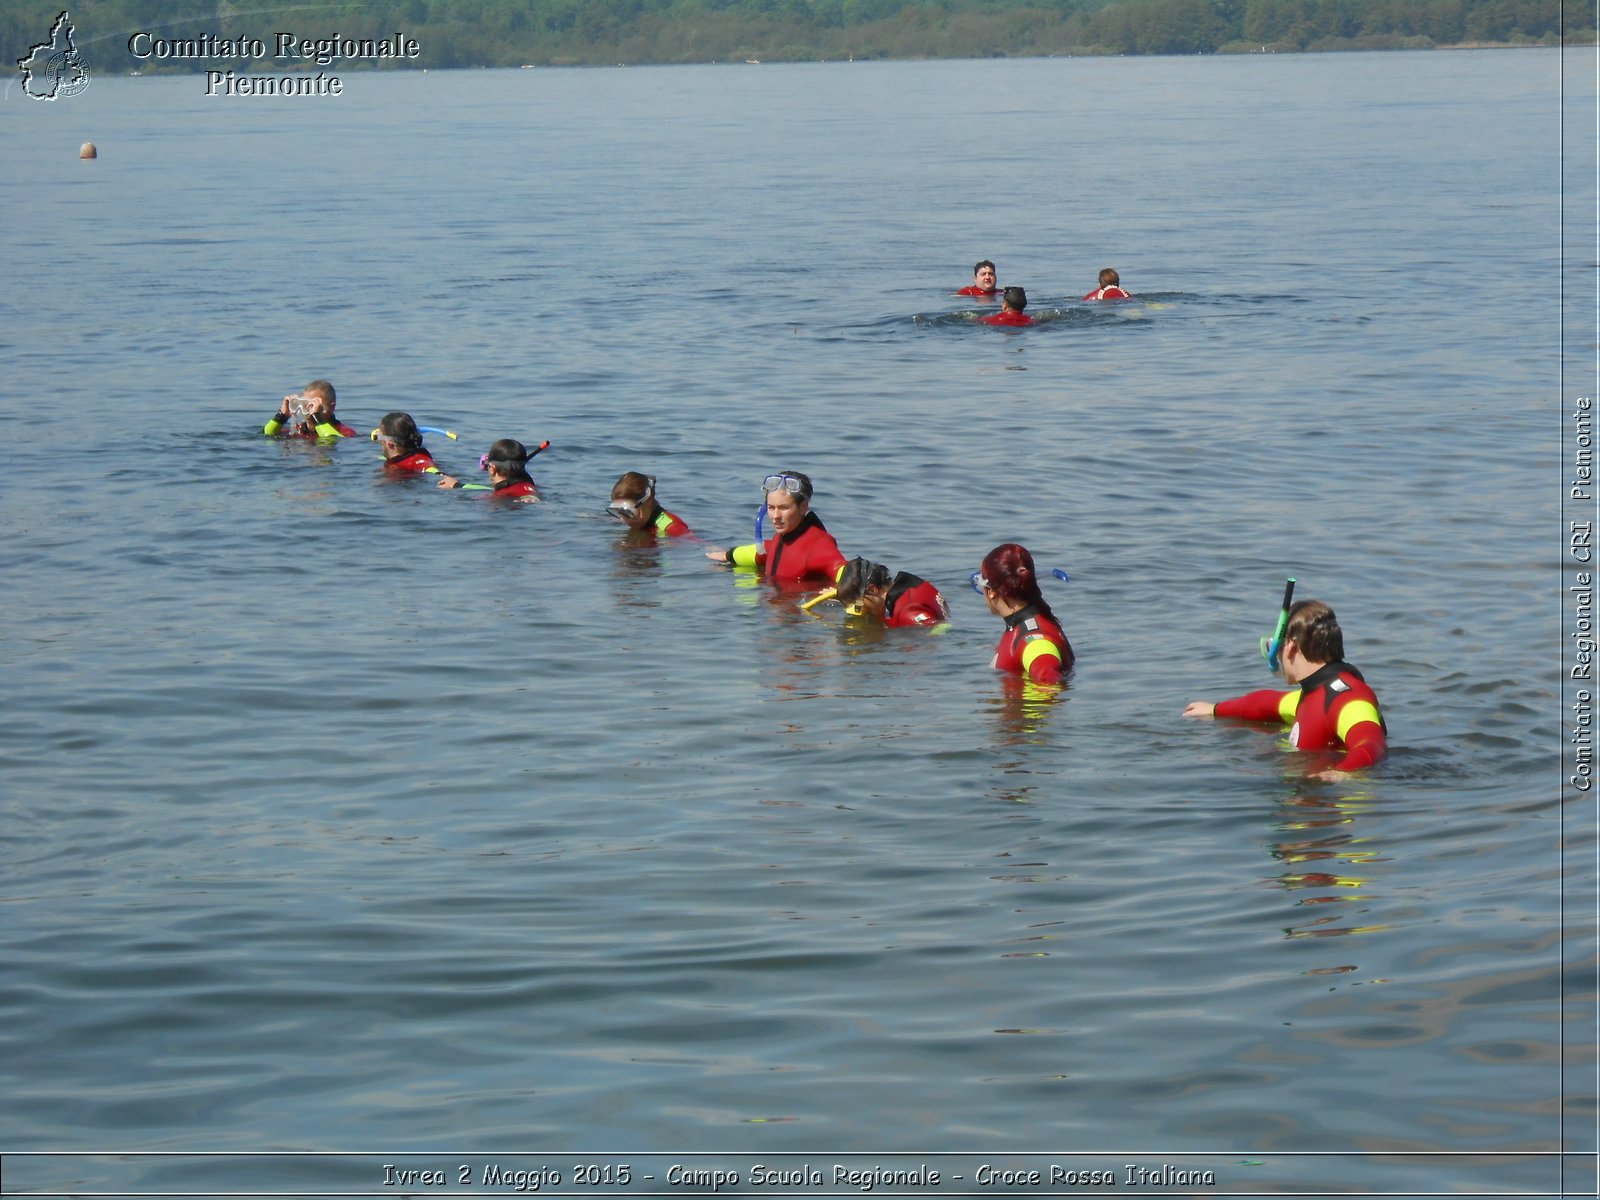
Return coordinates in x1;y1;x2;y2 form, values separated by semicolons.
263;379;357;440
607;471;689;537
706;470;847;587
1184;598;1387;777
979;543;1072;682
831;556;950;628
957;259;999;298
436;439;542;501
373;412;443;475
983;286;1033;327
1083;267;1132;301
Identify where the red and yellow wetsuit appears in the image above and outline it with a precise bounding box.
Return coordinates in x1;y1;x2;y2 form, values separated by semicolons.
647;506;691;537
264;411;357;439
385;449;440;475
1083;285;1132;300
1213;662;1387;772
983;310;1033;326
883;573;949;628
992;604;1072;683
727;512;846;586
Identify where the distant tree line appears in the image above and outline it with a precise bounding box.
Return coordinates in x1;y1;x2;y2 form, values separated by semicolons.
10;0;1581;72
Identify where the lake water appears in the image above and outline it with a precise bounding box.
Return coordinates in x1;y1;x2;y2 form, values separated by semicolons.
1;46;1593;1198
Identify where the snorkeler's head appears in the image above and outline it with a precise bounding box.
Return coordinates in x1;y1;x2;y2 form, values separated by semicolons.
980;543;1055;622
482;439;532;476
834;557;891;608
1002;286;1027;312
378;412;423;455
607;471;656;528
305;379;336;410
1284;600;1343;664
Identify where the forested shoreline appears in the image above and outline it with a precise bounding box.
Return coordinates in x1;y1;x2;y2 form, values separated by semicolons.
12;0;1583;72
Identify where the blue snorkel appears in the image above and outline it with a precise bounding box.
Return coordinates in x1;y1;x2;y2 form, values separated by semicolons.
970;567;1070;593
369;422;459;444
1261;577;1296;672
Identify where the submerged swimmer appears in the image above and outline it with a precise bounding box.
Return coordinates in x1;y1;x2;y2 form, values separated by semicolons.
978;543;1072;683
819;556;949;628
706;470;847;586
607;472;689;536
436;439;542;501
983;286;1033;327
1183;599;1386;776
265;379;356;439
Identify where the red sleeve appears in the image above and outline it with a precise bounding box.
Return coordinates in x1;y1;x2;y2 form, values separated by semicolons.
1334;721;1387;771
813;533;846;581
1214;689;1292;724
1027;654;1063;684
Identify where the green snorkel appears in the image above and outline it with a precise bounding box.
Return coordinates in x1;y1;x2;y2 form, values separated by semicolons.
1260;577;1296;672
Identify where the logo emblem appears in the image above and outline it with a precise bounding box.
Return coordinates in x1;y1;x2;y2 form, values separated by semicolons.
17;11;90;100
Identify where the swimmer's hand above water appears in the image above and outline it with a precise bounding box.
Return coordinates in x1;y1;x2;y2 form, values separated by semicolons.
1182;702;1216;718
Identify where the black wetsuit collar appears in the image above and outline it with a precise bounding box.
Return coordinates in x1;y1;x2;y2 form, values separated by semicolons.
768;511;824;578
493;473;533;494
778;510;824;543
1297;661;1359;691
884;571;922;618
1003;602;1042;631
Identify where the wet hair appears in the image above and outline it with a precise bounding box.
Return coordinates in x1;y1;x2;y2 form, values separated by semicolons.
1285;599;1344;663
1097;268;1120;288
486;439;536;483
612;471;653;503
769;470;813;502
1002;286;1028;311
973;259;996;276
834;557;892;607
378;411;423;455
981;543;1056;623
305;379;336;409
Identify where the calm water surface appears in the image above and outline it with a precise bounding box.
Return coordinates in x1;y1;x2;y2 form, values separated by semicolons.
1;48;1593;1197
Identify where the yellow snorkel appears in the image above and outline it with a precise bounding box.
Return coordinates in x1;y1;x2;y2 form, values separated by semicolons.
804;558;882;617
800;586;864;617
800;587;838;613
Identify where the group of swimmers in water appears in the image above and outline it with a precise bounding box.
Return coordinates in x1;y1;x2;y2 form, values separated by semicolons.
960;260;1134;326
266;317;1388;780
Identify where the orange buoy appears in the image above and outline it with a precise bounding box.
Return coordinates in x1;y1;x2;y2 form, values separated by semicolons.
79;142;97;159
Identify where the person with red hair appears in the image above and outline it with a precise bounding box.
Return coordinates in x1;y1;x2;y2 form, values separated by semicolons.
976;543;1073;683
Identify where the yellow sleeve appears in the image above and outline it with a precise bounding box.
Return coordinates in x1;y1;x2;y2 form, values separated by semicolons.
1336;699;1382;742
1277;691;1301;724
729;544;762;569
